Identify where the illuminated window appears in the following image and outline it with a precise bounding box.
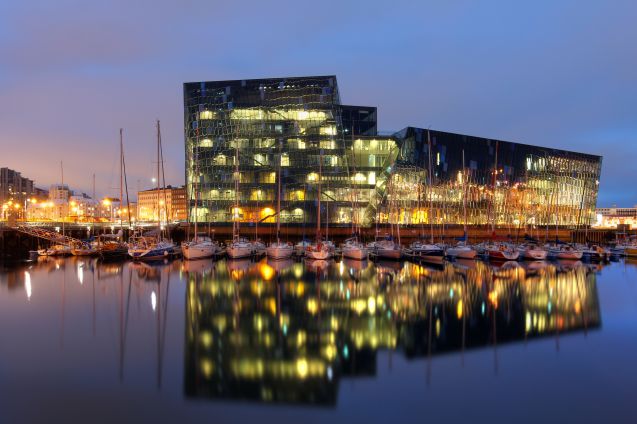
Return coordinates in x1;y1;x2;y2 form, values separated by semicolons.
281;154;290;167
320;126;337;136
199;110;214;120
254;154;268;166
368;172;376;185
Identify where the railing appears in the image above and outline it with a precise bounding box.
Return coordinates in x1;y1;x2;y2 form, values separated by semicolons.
12;226;83;247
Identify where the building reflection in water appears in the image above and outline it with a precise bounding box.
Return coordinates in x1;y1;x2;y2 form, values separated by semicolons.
183;259;600;406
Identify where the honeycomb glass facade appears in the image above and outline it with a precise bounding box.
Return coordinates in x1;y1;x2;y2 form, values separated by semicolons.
184;76;602;227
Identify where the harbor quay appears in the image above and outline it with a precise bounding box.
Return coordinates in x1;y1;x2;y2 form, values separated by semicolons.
0;222;621;261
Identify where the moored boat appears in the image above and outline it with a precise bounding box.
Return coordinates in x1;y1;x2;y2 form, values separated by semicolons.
446;243;477;260
71;241;99;257
547;243;583;260
408;240;444;264
128;235;177;261
39;244;72;257
341;237;368;260
486;242;520;261
582;244;611;262
518;243;548;261
266;241;294;260
305;240;331;260
226;236;253;259
369;236;402;260
182;236;219;260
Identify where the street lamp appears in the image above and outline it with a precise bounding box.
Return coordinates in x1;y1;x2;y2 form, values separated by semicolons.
102;198;112;222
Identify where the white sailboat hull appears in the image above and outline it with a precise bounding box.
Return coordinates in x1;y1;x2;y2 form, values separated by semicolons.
521;248;548;261
266;245;294;260
446;246;477;259
305;249;330;260
227;246;253;259
342;247;368;260
182;242;217;260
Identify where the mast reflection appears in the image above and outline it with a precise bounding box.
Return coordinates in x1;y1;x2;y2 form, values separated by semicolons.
181;259;600;405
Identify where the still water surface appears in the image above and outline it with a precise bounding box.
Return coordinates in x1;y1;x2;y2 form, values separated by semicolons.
1;257;637;423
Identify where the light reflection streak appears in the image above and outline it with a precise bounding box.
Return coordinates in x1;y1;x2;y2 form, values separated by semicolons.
24;271;32;300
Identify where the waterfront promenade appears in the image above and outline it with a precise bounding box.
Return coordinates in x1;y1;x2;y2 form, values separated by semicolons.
0;221;621;261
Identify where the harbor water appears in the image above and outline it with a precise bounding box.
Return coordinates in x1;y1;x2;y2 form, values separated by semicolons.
1;257;637;423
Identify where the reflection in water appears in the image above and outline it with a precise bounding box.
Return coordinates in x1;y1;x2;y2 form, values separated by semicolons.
184;259;600;406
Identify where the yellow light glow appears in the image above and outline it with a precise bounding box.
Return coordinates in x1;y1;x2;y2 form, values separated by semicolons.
367;296;376;314
307;298;318;314
258;263;275;281
488;290;498;308
296;358;308;379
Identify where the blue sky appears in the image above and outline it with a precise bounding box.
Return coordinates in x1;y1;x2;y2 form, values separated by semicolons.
0;0;635;205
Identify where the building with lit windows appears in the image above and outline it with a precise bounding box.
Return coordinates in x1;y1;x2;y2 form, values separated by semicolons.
25;185;102;222
137;186;187;223
184;76;602;227
1;167;36;211
593;205;637;229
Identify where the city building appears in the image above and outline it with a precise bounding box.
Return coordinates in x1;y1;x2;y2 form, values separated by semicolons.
184;76;602;227
1;167;37;218
137;186;187;223
593;205;637;229
26;185;104;222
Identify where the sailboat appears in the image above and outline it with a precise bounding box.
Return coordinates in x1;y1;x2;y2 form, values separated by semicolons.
182;129;219;260
129;120;178;261
518;240;549;260
370;171;402;260
484;141;519;261
409;130;444;264
306;147;331;260
547;242;583;260
226;139;255;259
446;150;477;260
94;129;129;259
266;141;294;260
41;161;72;257
341;139;368;260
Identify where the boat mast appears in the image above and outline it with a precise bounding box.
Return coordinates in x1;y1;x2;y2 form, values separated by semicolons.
121;132;132;227
316;147;322;243
276;140;282;243
156;120;161;235
462;149;468;238
92;173;96;233
418;175;424;239
427;130;434;244
349;127;356;237
491;141;499;236
193;129;200;242
61;161;65;237
120;128;124;232
233;137;240;241
158;122;170;235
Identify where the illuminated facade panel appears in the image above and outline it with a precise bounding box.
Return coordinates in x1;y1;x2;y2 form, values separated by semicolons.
184;76;602;227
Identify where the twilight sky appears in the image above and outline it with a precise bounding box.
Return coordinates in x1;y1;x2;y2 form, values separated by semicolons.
1;0;635;206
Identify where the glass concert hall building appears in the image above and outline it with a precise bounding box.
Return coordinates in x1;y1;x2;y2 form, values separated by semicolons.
183;75;602;228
